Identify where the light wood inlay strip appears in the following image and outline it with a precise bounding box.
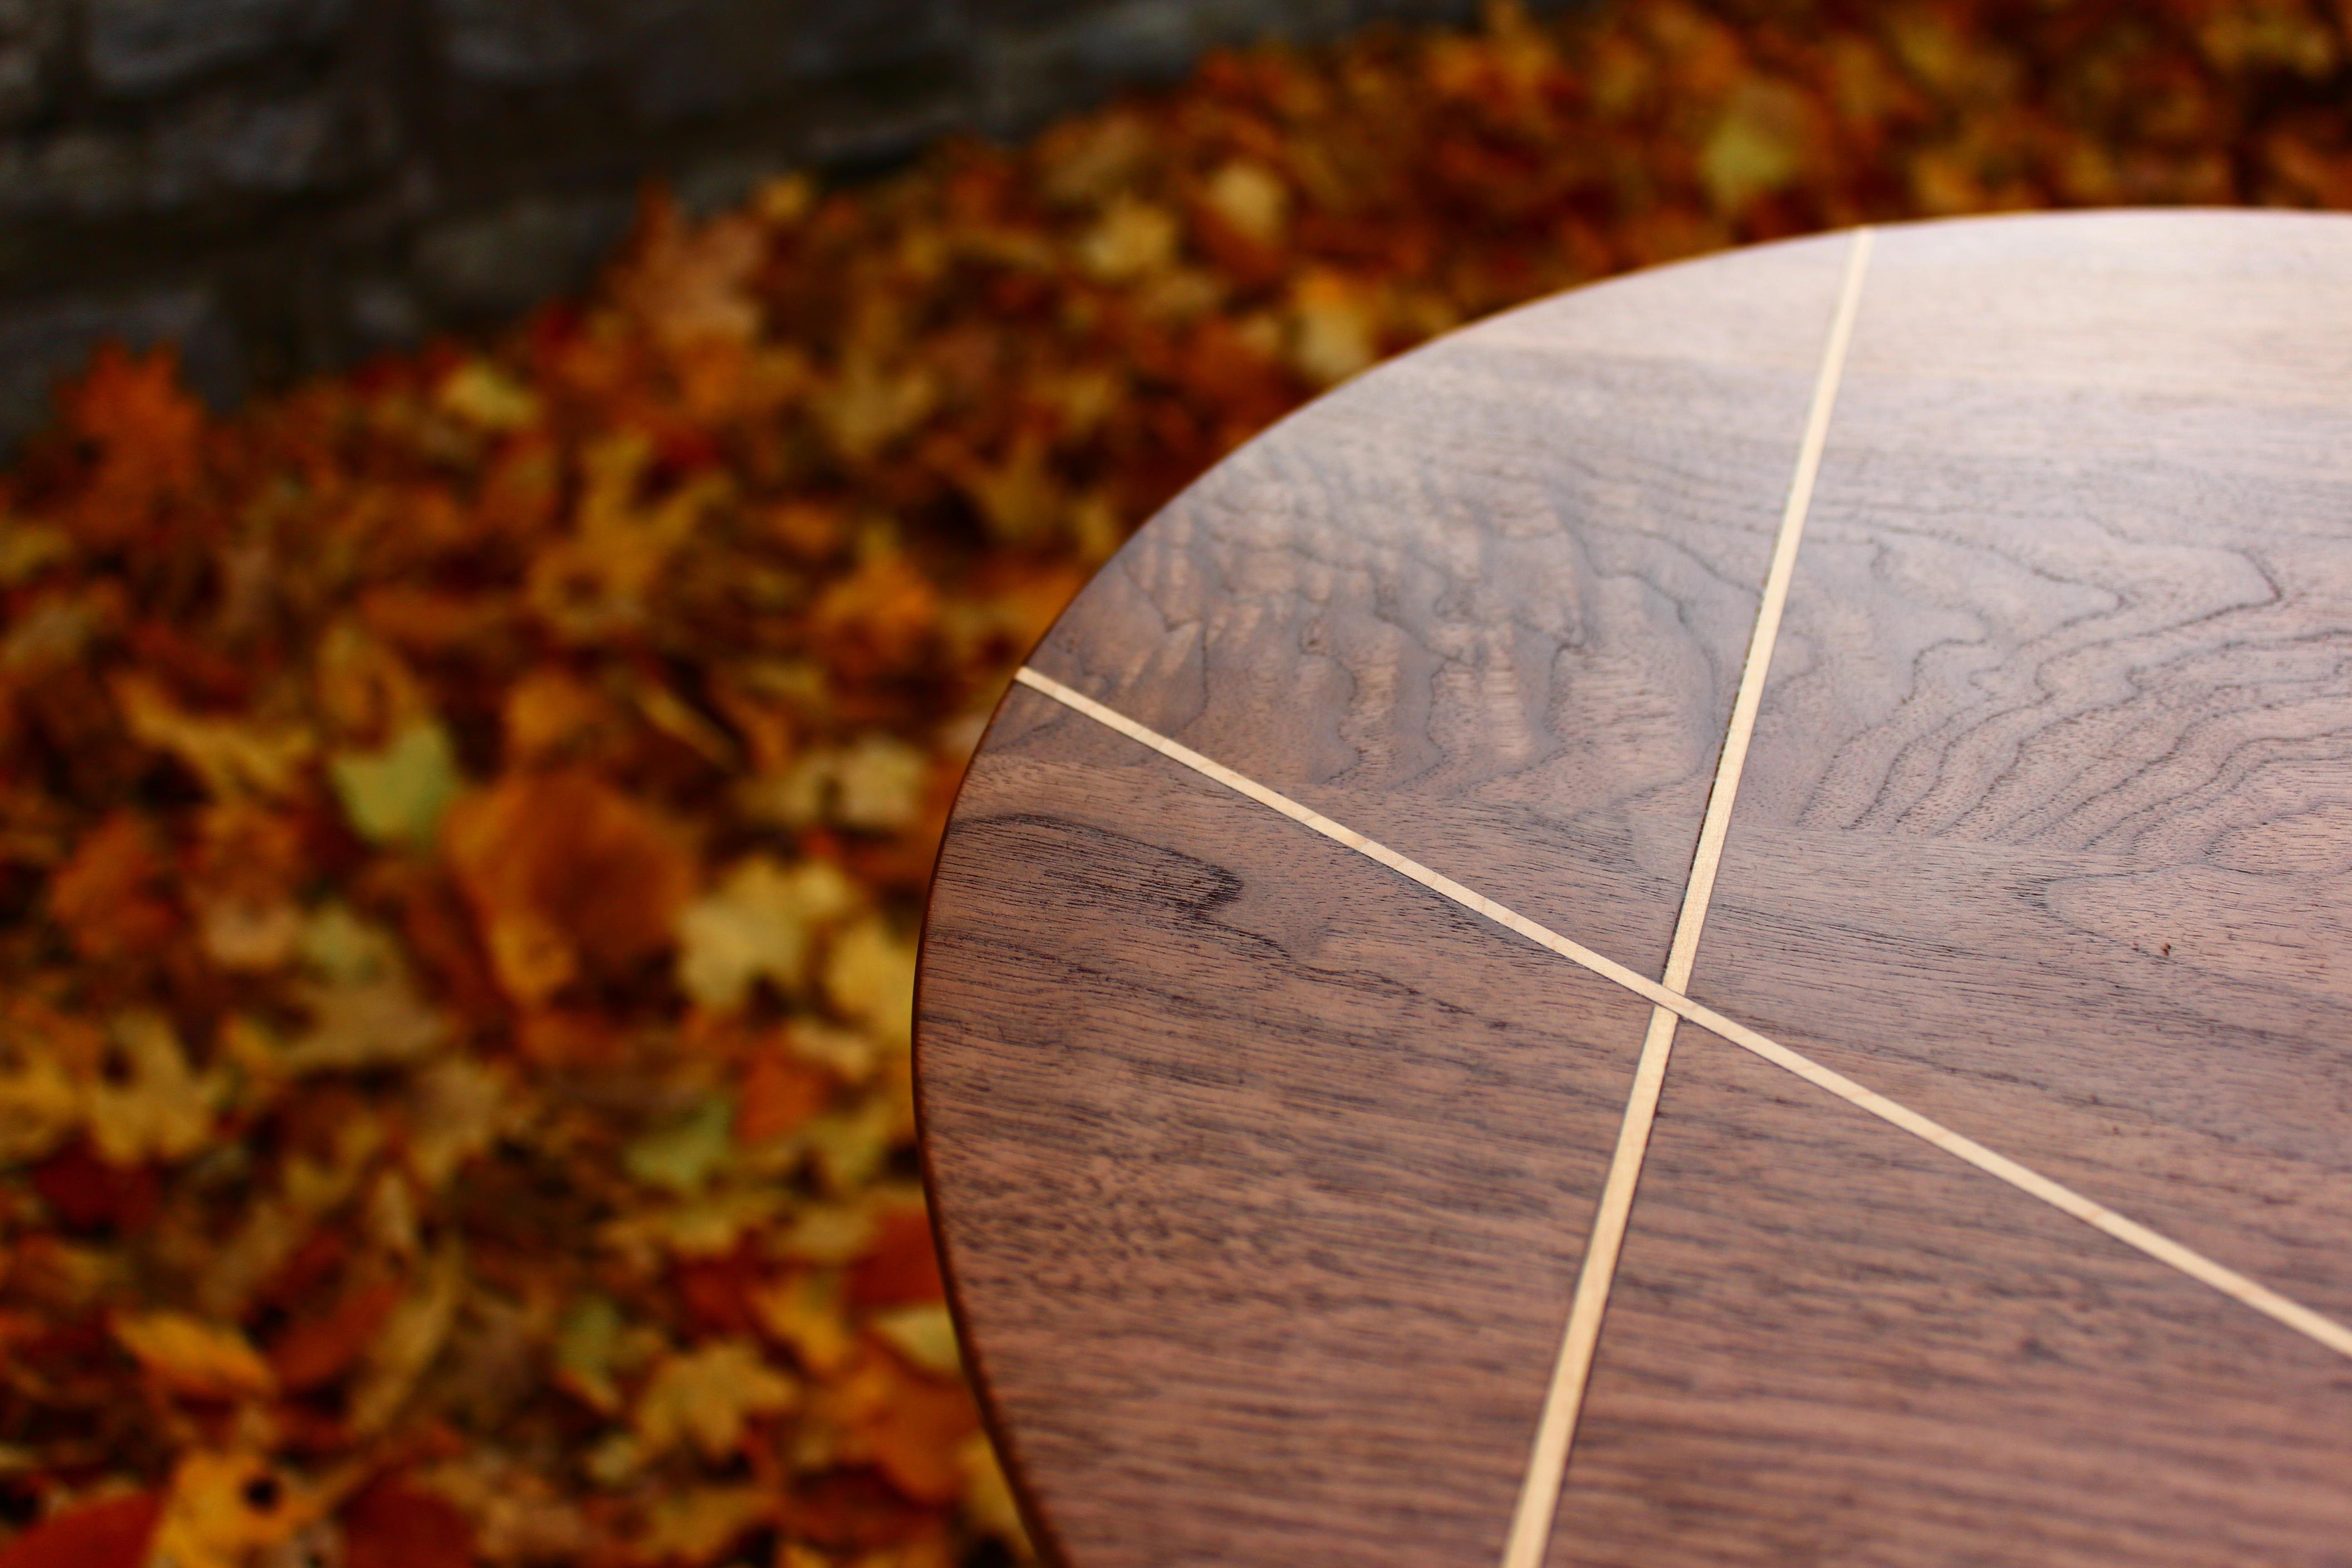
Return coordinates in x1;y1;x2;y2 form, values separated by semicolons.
1009;663;2352;1367
1498;226;1876;1568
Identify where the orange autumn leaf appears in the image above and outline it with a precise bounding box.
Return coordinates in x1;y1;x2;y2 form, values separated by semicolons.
838;1341;983;1506
443;769;697;1005
736;1050;836;1144
267;1279;404;1391
48;811;178;962
58;343;204;547
610;193;769;353
112;1311;277;1399
808;552;940;678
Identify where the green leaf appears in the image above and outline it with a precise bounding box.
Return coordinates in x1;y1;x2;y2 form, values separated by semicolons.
624;1094;737;1195
329;719;463;848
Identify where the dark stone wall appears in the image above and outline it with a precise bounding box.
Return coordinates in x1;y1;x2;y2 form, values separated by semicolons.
0;0;1546;446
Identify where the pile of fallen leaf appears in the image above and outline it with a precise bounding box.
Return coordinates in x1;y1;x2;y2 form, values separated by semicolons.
0;1;2347;1564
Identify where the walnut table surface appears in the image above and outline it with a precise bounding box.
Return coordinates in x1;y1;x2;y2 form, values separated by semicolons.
913;210;2352;1568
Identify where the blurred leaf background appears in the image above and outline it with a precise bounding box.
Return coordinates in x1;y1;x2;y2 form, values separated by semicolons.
1;0;2349;1564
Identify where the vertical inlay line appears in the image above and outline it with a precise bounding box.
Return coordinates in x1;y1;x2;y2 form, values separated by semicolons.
1498;225;1875;1568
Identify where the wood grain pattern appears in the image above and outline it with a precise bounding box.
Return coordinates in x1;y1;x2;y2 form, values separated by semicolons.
920;684;1654;1568
1024;231;1854;976
1694;211;2352;1328
915;209;2352;1568
1553;1032;2352;1568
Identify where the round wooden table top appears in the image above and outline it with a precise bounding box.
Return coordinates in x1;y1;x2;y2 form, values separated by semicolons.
912;209;2352;1568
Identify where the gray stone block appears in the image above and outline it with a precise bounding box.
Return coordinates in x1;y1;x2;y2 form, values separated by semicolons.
0;126;144;219
979;0;1348;133
410;191;632;319
619;0;964;126
150;85;373;201
0;0;59;128
0;82;397;220
0;0;1583;430
434;0;613;86
87;0;349;96
0;284;242;450
345;274;426;348
776;0;964;77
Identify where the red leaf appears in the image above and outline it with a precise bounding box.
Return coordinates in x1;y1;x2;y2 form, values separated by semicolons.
268;1280;403;1391
30;1140;159;1233
847;1208;945;1311
672;1246;764;1337
342;1480;475;1568
0;1493;161;1568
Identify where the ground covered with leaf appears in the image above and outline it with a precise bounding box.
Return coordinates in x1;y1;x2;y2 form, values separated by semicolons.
0;1;2347;1564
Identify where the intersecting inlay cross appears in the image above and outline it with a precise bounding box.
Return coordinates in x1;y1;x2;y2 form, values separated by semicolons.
911;210;2352;1568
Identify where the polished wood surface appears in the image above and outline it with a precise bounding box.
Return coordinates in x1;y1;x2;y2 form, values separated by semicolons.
913;211;2352;1568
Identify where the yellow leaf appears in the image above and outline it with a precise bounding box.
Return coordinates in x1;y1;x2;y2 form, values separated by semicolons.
675;856;861;1012
823;916;916;1048
813;354;939;465
870;1303;961;1378
623;1094;737;1195
346;1245;463;1434
635;1485;774;1565
151;1450;311;1568
1204;159;1289;247
832;735;931;833
111;671;314;799
1078;195;1179;282
113;1312;276;1399
1700;79;1813;215
750;1270;854;1377
85;1012;217;1165
775;1202;878;1265
0;519;70;585
437;358;542;431
958;430;1067;547
553;1294;628;1416
597;1189;788;1264
1287;269;1378;387
283;976;450;1076
956;1432;1029;1546
0;1036;77;1165
281;905;451;1074
788;1018;879;1084
633;1339;799;1461
328;717;464;848
804;1095;898;1195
